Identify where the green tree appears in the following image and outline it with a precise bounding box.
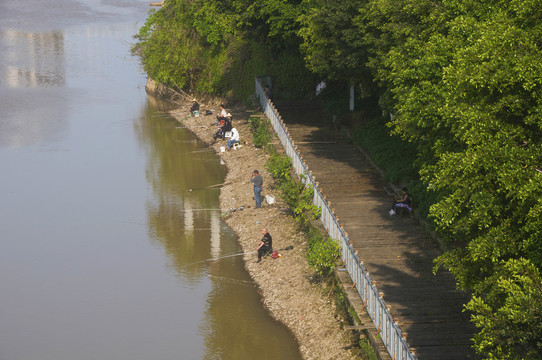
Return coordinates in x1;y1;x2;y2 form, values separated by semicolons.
300;0;542;357
133;2;207;89
367;1;542;357
467;259;542;359
133;0;313;99
299;0;369;81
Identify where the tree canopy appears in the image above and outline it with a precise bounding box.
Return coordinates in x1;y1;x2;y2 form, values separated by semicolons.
132;0;314;99
302;2;542;357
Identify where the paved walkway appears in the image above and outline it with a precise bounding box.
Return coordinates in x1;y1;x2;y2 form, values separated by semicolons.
277;100;477;359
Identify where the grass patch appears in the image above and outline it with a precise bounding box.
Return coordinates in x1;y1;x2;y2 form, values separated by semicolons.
352;117;418;183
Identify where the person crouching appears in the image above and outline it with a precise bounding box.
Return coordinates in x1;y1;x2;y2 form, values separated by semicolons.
256;228;272;263
190;98;199;116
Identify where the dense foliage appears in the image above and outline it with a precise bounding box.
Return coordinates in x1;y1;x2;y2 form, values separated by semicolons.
132;0;316;100
351;2;542;358
135;0;542;358
306;2;542;357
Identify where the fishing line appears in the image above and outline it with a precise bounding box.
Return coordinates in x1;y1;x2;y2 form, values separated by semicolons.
175;126;208;129
188;148;214;153
207;274;255;286
175;208;222;211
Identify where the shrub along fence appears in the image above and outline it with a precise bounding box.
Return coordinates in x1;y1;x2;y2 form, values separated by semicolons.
255;77;417;360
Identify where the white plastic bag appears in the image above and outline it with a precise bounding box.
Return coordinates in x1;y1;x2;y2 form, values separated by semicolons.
265;195;275;205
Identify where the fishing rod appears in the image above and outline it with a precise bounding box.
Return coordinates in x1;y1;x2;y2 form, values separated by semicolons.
220;206;245;217
214;250;257;260
183;250;256;267
187;181;232;192
184;245;294;268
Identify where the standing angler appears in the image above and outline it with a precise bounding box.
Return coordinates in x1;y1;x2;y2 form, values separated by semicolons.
250;169;263;208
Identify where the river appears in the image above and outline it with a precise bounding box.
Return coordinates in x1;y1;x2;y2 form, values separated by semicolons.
0;1;301;359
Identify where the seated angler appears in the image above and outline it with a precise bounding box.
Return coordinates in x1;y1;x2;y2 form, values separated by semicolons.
227;127;239;150
222;113;233;133
213;127;224;142
256;228;273;263
214;113;233;142
216;104;228;124
389;187;413;216
189;98;199;116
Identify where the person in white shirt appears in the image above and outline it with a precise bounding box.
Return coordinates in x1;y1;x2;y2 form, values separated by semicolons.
227;127;240;150
217;104;228;121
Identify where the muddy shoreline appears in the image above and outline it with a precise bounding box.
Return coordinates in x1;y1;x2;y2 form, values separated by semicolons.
150;81;356;359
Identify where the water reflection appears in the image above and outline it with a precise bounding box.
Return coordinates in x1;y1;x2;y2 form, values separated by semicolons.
0;29;68;147
136;95;302;359
0;0;302;356
0;30;65;87
135;95;226;285
201;258;303;360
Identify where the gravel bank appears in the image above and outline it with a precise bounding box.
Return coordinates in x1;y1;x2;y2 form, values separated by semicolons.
168;100;357;360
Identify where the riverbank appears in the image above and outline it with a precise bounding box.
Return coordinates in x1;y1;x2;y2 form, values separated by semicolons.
161;94;357;358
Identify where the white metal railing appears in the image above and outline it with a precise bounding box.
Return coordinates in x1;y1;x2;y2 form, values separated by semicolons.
255;77;417;360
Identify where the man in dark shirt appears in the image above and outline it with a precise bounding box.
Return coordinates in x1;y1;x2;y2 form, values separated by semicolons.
256;228;273;263
190;99;199;115
250;169;263;208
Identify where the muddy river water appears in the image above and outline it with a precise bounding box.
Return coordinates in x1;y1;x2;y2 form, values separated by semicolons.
0;1;301;359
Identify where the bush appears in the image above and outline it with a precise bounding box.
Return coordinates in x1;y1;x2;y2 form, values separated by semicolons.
265;152;292;182
265;153;320;227
249;116;272;148
306;234;340;276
